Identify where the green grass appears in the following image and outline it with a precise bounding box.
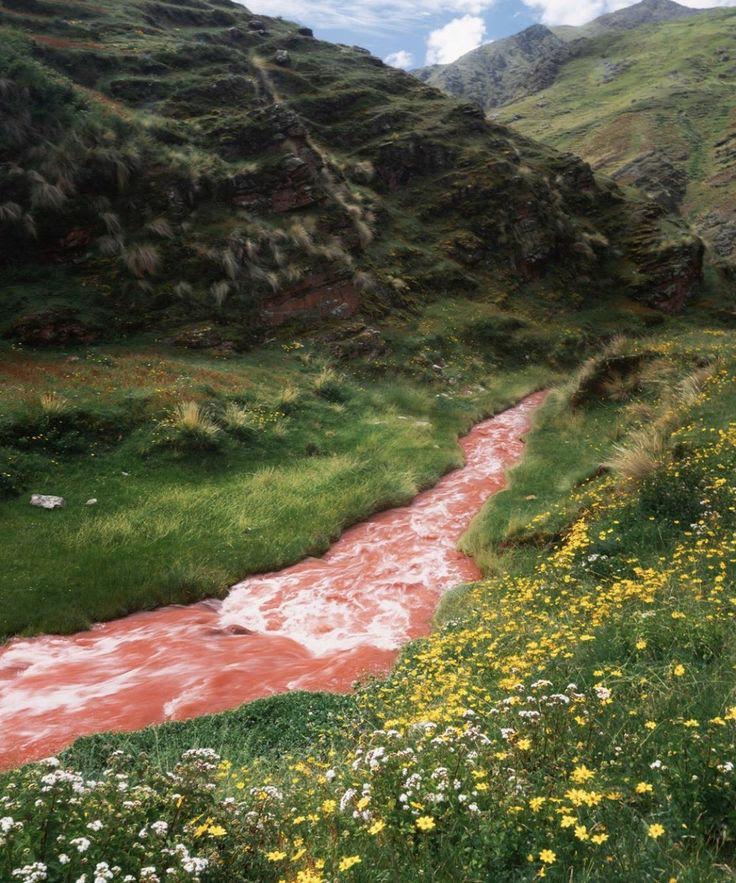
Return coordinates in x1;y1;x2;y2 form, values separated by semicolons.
4;325;736;881
0;336;555;640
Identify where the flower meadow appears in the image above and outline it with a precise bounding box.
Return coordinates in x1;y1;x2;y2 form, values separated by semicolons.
3;334;736;881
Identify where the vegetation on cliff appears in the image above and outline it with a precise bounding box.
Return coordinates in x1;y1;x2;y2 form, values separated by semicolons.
0;0;703;348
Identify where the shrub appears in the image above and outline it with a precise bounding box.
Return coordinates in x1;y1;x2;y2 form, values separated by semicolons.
157;401;222;451
0;403;125;456
221;402;260;439
0;447;38;497
313;367;345;402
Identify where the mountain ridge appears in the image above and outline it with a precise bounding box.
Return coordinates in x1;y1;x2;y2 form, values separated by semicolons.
0;0;704;354
414;0;711;111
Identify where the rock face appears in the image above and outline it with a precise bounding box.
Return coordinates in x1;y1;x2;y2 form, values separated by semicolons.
262;274;362;326
30;495;65;510
5;309;99;347
415;25;571;111
613;151;689;213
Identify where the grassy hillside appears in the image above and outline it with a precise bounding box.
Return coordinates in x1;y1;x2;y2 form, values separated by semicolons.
495;10;736;275
0;0;703;342
5;322;736;881
0;315;559;639
0;0;711;639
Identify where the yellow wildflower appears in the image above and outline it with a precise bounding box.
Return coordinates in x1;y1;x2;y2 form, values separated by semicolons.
570;765;595;784
648;823;665;840
338;856;361;872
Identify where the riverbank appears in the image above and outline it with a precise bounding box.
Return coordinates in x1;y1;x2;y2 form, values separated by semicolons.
4;326;736;880
0;394;543;768
0;329;557;642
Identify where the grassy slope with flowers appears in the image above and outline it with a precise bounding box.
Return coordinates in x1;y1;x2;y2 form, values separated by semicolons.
4;323;736;881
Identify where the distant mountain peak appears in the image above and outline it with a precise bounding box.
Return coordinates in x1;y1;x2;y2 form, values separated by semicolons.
580;0;702;33
414;24;569;108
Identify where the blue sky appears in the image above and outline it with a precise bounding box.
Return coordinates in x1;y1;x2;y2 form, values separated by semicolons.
246;0;735;68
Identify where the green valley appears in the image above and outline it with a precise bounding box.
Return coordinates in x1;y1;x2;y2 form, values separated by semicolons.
2;0;736;880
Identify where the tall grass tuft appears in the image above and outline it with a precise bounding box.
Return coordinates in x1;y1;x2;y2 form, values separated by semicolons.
39;391;69;414
221;403;259;439
123;244;160;278
163;401;221;450
276;384;300;413
605;426;666;482
313;367;345;402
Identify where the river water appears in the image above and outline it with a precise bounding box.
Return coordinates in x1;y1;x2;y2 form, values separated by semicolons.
0;391;544;768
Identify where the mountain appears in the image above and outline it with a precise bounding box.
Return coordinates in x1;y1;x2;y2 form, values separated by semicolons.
413;2;735;273
495;8;736;273
0;0;704;353
414;25;572;111
552;0;702;41
414;0;704;111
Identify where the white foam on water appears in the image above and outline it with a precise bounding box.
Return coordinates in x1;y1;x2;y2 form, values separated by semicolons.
0;391;545;767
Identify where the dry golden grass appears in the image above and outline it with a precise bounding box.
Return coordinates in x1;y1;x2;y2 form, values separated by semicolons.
605;425;666;481
277;384;300;411
39;391;69;414
222;403;256;434
170;401;220;440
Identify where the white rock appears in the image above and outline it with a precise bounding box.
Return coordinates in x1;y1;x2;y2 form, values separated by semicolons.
30;494;65;510
86;498;98;506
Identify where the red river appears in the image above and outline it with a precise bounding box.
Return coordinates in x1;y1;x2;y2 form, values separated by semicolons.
0;392;544;769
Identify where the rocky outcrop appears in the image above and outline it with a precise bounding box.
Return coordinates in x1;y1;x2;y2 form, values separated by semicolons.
415;25;571;111
5;309;100;347
261;274;361;326
613;151;688;213
625;204;705;311
30;494;65;509
375;135;456;190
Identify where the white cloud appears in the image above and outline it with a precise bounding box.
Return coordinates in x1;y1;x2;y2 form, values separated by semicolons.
522;0;736;27
425;14;486;64
384;49;414;68
245;0;495;32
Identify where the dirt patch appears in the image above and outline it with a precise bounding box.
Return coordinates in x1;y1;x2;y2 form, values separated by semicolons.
32;34;105;51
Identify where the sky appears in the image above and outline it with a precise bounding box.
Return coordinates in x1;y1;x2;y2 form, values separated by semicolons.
245;0;736;68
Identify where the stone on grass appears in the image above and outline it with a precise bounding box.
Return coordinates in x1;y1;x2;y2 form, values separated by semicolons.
30;494;65;510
